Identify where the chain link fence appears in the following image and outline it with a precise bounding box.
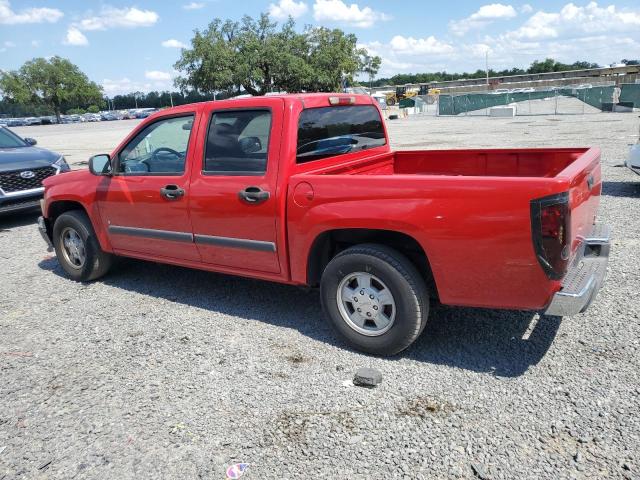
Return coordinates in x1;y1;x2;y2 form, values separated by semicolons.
431;83;640;116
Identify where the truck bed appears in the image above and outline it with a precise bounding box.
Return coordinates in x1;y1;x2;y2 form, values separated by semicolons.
289;146;601;310
309;148;591;178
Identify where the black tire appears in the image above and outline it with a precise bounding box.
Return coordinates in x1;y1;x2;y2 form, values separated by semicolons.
52;210;113;282
320;244;429;356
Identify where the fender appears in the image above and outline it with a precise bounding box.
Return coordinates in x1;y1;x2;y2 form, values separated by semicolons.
43;170;113;253
288;198;437;286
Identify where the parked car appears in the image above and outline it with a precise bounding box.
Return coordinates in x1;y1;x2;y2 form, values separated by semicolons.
626;116;640;175
135;108;157;119
38;94;610;355
100;112;120;121
6;118;27;127
0;126;70;214
24;117;42;126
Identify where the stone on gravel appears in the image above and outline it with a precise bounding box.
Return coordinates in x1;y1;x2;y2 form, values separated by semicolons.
353;367;383;387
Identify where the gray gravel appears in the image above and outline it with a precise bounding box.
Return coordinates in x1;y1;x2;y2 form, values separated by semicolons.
2;112;640;479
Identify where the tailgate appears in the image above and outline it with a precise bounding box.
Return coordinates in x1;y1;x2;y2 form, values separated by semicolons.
559;147;602;256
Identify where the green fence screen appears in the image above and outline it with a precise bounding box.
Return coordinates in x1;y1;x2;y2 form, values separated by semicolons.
437;84;636;115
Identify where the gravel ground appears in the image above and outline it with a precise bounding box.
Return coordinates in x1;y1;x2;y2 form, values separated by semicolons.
2;112;640;479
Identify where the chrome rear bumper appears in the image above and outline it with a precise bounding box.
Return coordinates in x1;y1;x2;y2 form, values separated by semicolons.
543;224;610;317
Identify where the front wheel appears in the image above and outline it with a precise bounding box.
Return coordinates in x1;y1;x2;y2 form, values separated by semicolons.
52;210;114;282
320;244;429;356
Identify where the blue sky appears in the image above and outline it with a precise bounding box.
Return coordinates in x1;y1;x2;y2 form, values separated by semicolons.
1;0;639;95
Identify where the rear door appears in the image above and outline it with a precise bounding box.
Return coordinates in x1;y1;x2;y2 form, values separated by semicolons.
188;99;283;273
97;112;201;261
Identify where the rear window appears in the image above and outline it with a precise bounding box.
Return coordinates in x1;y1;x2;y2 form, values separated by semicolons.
296;105;386;163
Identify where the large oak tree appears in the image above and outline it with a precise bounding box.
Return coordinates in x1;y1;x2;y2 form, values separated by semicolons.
174;13;379;96
0;56;103;123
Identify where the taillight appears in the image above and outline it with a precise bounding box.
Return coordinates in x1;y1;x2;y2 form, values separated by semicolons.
530;192;571;280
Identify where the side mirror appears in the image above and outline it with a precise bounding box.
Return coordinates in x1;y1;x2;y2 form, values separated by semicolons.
89;154;112;176
24;137;37;146
239;136;262;154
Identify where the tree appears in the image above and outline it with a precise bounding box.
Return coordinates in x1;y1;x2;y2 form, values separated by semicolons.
305;26;363;92
174;13;367;96
361;53;382;89
0;56;103;123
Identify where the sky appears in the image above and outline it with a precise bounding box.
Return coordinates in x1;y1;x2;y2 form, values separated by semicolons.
1;0;639;95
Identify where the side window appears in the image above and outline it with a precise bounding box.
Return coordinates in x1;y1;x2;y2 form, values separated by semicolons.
204;110;271;175
118;115;194;175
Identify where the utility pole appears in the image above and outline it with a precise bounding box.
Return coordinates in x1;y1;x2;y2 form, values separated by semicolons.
169;91;174;108
485;50;489;86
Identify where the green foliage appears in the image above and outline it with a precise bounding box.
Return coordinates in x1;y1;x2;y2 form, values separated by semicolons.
371;59;602;87
527;58;599;74
107;90;219;110
361;53;382;87
0;56;103;121
66;108;85;115
174;13;376;95
87;105;100;113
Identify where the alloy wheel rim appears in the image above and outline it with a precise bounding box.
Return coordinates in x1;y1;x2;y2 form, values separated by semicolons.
336;272;396;336
60;227;86;269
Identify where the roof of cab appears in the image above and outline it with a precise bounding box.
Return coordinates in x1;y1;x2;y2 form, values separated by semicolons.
147;93;375;119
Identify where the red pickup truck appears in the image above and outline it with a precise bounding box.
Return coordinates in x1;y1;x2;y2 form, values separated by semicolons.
38;94;610;355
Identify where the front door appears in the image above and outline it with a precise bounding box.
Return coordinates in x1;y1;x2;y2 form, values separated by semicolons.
97;113;201;261
188;101;282;273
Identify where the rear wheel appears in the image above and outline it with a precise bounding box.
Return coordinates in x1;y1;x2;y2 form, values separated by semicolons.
320;244;429;356
53;210;113;282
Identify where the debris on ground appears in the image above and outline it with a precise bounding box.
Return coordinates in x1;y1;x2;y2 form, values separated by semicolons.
353;367;382;387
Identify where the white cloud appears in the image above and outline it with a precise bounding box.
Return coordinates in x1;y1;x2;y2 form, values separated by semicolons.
63;27;89;46
521;4;533;14
509;2;640;41
468;43;493;57
0;0;63;24
103;77;153;95
4;40;15;47
145;70;172;81
183;2;205;9
313;0;389;28
389;35;455;55
269;0;308;19
77;6;159;31
31;40;39;47
162;39;187;48
450;3;517;35
359;36;455;78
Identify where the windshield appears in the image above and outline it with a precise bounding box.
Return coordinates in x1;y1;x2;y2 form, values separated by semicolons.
0;128;28;148
296;105;386;163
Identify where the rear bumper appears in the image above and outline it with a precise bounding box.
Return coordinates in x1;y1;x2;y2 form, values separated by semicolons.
543;224;610;316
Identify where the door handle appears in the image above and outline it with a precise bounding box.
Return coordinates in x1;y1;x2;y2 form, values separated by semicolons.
160;184;185;200
238;186;270;204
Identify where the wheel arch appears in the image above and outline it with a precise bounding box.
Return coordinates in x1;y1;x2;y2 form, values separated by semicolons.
306;228;438;299
46;199;113;253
